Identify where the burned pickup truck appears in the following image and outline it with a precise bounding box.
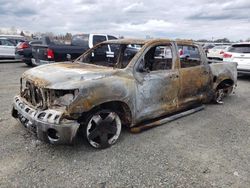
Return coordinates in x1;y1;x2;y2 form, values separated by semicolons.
12;39;237;149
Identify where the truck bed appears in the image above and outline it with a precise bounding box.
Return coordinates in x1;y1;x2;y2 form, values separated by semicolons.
32;44;87;65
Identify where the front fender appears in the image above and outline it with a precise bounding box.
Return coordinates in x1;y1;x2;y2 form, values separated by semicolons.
210;62;237;90
66;77;135;117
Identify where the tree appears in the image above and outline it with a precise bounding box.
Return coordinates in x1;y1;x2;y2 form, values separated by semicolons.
65;32;72;40
197;39;209;42
214;38;230;43
20;31;25;36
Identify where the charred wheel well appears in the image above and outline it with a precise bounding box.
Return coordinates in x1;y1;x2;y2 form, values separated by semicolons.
79;101;132;127
216;79;234;89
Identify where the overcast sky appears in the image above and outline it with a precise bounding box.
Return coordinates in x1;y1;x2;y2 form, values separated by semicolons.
0;0;250;40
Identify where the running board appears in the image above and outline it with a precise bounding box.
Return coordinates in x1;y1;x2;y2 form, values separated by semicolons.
130;105;205;133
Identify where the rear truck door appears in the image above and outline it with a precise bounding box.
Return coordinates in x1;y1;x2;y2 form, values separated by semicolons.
90;34;115;60
177;43;212;106
89;34;108;48
134;42;180;122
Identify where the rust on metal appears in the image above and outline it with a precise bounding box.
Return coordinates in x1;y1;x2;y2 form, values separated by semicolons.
14;38;237;136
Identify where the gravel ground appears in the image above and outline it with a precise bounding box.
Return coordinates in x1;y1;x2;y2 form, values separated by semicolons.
0;62;250;187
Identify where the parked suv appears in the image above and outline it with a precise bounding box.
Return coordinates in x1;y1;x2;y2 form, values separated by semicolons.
178;45;200;59
223;43;250;75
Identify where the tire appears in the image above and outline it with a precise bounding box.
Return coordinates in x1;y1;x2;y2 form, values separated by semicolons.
24;60;33;67
25;62;33;67
213;85;234;104
83;109;122;149
214;88;224;104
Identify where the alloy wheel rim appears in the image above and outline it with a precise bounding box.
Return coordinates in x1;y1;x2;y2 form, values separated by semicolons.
86;111;121;148
216;89;224;104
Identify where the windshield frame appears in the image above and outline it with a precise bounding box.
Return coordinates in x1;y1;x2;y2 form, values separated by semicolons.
74;41;144;69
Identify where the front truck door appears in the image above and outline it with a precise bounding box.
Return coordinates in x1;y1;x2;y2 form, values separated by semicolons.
134;42;180;122
178;44;211;106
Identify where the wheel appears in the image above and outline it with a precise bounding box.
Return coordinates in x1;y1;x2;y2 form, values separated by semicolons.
25;62;33;67
214;88;225;104
24;60;33;67
224;86;233;96
84;109;122;149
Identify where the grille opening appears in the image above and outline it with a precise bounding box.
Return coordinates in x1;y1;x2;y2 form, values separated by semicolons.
55;115;60;121
47;114;52;119
22;81;46;108
38;112;46;120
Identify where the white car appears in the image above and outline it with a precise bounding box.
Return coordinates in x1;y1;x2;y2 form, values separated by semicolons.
0;38;16;59
207;45;230;60
223;43;250;75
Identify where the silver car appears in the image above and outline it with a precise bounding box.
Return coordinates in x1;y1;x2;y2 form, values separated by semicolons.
0;38;16;59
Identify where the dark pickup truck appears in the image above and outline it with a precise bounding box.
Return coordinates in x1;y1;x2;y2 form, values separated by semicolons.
31;34;117;66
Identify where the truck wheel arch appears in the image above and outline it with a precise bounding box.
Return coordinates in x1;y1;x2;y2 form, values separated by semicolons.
79;101;133;128
215;78;234;92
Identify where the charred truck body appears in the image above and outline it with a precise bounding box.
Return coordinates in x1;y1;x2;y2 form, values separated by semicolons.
12;39;237;149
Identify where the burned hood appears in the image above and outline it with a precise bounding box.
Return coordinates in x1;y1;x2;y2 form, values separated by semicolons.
22;62;117;89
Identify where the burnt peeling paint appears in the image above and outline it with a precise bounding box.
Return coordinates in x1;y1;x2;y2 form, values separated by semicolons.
12;38;237;144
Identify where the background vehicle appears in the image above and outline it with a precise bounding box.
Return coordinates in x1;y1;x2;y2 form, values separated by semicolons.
0;37;16;59
178;45;200;59
223;43;250;75
12;39;237;149
31;34;117;66
0;35;26;45
203;43;215;54
207;45;230;60
15;40;42;66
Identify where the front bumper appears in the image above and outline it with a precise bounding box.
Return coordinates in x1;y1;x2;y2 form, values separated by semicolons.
12;96;80;144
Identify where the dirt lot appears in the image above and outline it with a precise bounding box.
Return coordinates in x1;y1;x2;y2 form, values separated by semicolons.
0;62;250;187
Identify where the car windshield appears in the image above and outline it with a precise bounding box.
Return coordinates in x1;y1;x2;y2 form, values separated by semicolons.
77;42;144;69
228;44;250;53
